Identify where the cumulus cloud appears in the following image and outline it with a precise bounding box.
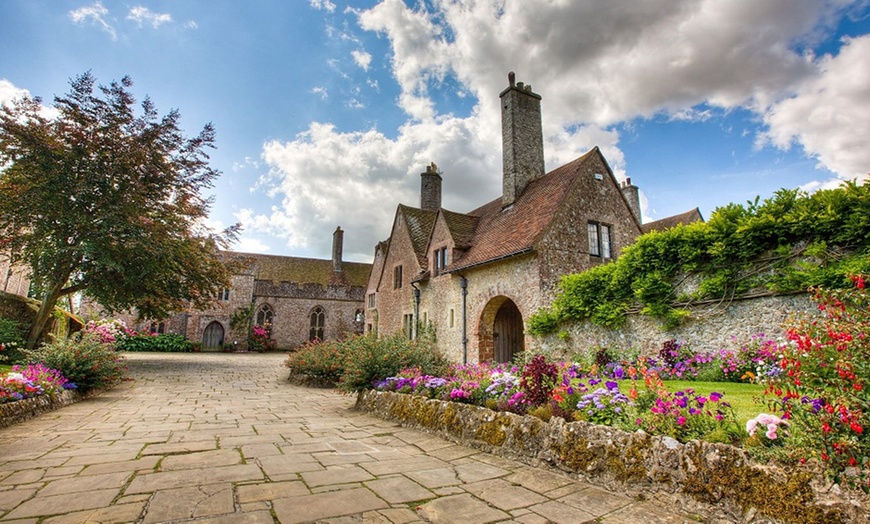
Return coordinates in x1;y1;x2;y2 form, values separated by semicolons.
761;34;870;182
351;49;372;71
127;6;173;28
0;79;59;120
310;0;336;13
69;2;116;40
255;0;867;258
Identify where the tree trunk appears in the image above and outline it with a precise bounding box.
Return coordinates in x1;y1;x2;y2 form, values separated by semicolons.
26;280;66;349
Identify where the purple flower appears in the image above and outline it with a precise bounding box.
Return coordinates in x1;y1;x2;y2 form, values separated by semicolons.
605;381;618;391
709;392;722;402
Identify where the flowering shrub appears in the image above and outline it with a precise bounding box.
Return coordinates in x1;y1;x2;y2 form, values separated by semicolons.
766;276;870;487
117;333;192;352
746;413;789;444
24;333;126;393
248;324;276;352
0;364;75;404
286;339;345;383
83;319;135;345
636;386;739;443
716;334;785;383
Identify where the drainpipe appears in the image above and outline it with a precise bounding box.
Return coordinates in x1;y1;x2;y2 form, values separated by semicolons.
459;275;468;364
411;283;421;340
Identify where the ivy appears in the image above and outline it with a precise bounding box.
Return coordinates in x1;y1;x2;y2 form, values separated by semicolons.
529;180;870;335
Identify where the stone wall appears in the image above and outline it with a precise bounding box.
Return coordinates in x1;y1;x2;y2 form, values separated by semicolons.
357;390;869;524
0;390;81;429
534;293;816;357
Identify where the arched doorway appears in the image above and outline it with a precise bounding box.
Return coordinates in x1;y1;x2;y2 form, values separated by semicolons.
478;296;525;363
202;321;225;350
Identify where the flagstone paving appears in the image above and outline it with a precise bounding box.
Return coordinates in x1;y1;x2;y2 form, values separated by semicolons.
0;352;694;523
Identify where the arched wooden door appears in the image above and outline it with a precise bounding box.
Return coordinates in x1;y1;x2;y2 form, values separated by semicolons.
202;321;225;350
493;300;524;363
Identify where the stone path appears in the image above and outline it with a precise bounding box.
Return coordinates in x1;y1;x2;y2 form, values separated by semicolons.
0;352;691;523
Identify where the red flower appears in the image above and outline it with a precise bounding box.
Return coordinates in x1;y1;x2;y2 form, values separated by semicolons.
850;422;863;434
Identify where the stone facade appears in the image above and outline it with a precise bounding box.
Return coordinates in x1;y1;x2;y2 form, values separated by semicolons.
0;253;30;298
83;228;371;351
367;73;699;364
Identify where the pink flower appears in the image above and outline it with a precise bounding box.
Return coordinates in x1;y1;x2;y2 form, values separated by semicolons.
676;416;687;426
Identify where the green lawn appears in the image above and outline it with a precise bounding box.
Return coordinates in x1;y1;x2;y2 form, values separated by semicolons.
620;379;773;424
0;364;12;375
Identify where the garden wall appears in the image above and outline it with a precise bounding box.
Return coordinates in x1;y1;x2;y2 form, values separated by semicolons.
0;390;81;429
535;293;815;356
358;390;869;524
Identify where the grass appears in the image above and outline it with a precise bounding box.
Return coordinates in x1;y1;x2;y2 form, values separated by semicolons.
0;364;12;374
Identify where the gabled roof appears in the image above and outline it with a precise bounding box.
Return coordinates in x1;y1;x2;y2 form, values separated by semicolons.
445;149;603;273
441;209;479;249
397;204;437;267
641;208;704;234
222;251;371;288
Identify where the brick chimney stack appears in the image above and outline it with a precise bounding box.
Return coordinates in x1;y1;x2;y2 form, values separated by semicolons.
332;226;343;272
500;71;544;208
420;162;442;212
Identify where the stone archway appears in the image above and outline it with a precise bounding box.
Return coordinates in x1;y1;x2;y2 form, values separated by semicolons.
202;321;225;350
478;296;525;363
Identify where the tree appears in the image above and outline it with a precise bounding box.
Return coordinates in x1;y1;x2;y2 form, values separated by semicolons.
0;72;239;348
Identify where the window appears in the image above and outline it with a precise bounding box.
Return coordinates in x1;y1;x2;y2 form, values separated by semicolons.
309;306;325;341
367;293;376;308
588;222;612;259
433;246;448;275
449;309;454;328
403;313;414;340
256;304;274;326
393;265;403;289
149;322;165;334
216;288;230;301
354;309;365;323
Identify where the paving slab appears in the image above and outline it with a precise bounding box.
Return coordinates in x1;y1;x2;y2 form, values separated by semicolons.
0;353;694;524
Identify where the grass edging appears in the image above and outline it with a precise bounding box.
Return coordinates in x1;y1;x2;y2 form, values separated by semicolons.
357;389;869;524
0;390;83;429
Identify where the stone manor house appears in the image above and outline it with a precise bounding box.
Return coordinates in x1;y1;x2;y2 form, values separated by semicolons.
81;227;372;350
364;73;700;364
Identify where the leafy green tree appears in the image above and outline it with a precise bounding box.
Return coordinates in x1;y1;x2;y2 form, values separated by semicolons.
0;72;239;348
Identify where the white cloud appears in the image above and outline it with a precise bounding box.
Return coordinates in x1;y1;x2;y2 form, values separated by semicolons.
0;79;60;120
232;236;272;253
254;0;868;258
69;2;116;40
310;0;336;13
185;20;198;30
311;87;329;100
127;6;172;28
761;34;870;182
351;49;372;71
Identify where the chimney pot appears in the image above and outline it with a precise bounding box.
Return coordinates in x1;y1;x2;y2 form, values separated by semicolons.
500;73;544;208
420;162;442;212
332;226;344;272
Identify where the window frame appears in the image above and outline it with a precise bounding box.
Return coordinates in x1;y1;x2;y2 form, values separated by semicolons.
588;221;613;259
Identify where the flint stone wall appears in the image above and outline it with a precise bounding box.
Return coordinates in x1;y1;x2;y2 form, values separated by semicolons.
536;293;816;356
357;390;869;524
0;390;81;428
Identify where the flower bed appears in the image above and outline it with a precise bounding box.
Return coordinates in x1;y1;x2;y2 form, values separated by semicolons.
357;389;869;523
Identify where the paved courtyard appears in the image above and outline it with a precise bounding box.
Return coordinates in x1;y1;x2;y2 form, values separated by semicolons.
0;352;690;523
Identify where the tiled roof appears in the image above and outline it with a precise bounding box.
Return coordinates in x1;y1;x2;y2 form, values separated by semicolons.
446;149;599;272
222;251;371;288
641;208;704;234
398;204;437;267
441;209;479;248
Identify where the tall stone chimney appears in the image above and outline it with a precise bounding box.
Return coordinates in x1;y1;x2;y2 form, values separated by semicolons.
420;162;442;212
621;177;641;224
500;71;545;208
332;226;343;272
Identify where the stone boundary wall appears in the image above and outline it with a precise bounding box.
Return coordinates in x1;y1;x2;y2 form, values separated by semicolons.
357;390;869;524
536;293;816;356
0;390;82;429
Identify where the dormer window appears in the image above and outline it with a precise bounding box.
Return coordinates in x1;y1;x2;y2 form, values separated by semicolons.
433;247;448;275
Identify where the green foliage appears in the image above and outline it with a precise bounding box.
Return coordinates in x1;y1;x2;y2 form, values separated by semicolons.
24;333;126;392
339;333;449;393
0;71;239;348
117;333;192;352
0;317;25;363
287;333;449;393
529;181;870;334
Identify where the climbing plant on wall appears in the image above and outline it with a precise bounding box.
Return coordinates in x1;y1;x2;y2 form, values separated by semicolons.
529;180;870;335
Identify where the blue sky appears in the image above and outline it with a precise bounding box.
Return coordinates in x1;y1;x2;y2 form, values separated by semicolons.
2;1;869;262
